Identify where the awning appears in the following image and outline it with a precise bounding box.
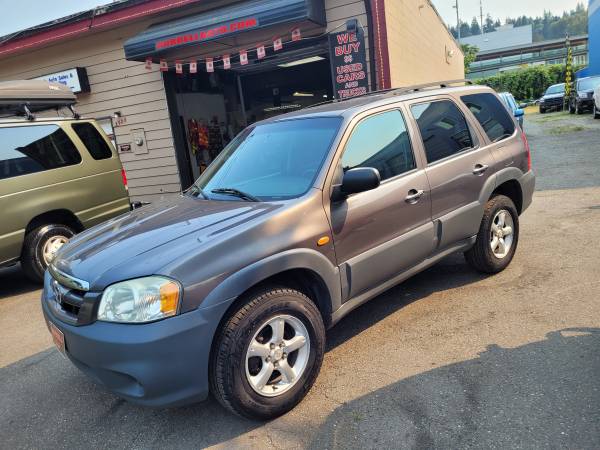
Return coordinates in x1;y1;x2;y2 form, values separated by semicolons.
124;0;326;62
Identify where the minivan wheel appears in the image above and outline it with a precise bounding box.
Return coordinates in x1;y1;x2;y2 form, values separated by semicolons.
21;224;75;283
210;287;325;420
464;195;519;274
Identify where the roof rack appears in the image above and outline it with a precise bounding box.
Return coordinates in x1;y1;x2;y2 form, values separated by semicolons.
0;80;78;120
303;79;474;110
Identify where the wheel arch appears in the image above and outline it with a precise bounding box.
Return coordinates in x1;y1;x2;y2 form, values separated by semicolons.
25;209;84;235
480;168;525;215
201;249;342;329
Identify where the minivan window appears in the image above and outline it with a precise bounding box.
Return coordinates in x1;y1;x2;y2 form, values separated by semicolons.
342;110;415;181
461;93;516;143
411;100;474;164
194;117;342;201
0;125;81;180
71;123;113;160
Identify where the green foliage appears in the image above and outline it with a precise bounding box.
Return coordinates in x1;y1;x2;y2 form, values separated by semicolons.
461;44;479;74
474;64;583;101
448;3;587;41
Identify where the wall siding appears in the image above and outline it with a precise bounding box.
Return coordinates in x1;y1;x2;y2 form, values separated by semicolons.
384;0;464;87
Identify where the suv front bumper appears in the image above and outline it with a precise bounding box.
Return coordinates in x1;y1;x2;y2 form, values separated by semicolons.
41;274;231;407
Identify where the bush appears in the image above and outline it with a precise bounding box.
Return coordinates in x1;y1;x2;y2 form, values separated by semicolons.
474;64;582;101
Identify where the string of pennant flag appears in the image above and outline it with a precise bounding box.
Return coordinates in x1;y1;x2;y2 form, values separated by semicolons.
145;27;304;74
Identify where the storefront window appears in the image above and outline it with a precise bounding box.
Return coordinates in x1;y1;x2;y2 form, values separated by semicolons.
192;117;342;201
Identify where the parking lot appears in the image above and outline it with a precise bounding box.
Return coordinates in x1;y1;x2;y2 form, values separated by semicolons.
1;110;599;449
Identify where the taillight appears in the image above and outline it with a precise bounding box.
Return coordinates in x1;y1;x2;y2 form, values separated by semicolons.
521;131;531;171
121;168;128;190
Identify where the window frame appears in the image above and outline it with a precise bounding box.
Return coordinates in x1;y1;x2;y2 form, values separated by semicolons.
406;96;479;167
459;92;519;145
70;122;115;161
337;107;420;187
0;123;83;181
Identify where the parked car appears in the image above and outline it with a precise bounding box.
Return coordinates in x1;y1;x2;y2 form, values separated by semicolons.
569;75;600;114
498;92;525;129
0;80;131;282
594;83;600;119
43;82;535;420
539;83;565;113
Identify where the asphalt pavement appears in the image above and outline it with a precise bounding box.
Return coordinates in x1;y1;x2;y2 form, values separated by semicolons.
1;110;599;449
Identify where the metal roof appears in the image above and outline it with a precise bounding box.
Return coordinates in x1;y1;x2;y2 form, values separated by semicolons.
460;25;533;53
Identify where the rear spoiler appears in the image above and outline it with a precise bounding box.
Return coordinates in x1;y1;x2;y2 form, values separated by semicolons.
0;80;78;120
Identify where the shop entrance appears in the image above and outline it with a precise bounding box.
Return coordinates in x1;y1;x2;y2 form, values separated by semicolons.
164;46;333;189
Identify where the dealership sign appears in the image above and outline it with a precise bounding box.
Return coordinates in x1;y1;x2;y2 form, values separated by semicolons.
329;23;368;100
155;17;259;51
35;67;90;94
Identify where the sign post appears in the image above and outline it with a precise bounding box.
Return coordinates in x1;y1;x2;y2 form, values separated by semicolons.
329;20;369;100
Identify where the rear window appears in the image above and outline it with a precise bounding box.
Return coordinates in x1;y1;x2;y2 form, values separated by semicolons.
71;123;113;160
461;93;516;143
0;125;81;180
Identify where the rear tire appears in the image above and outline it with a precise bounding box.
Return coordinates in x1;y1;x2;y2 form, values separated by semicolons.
21;224;75;283
464;195;519;274
210;286;325;420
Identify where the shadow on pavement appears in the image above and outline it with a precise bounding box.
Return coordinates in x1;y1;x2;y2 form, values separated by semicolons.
310;328;600;449
0;264;40;298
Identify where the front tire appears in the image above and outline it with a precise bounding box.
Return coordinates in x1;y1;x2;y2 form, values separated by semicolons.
21;224;75;283
464;195;519;274
210;287;325;420
594;104;600;119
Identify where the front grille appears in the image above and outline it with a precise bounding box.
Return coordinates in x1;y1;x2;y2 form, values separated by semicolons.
544;97;563;106
48;278;99;326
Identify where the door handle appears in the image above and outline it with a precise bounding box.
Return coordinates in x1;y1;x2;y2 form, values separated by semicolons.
473;164;489;175
405;189;425;204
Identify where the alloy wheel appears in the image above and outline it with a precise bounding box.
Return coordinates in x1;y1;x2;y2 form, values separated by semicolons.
245;314;310;397
489;209;514;259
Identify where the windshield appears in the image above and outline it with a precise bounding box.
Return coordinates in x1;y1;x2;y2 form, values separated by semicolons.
546;84;565;95
577;76;600;91
192;117;342;201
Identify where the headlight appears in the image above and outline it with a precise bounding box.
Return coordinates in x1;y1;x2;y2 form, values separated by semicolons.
97;276;181;323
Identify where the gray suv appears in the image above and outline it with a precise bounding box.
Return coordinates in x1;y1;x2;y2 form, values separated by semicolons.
42;81;535;419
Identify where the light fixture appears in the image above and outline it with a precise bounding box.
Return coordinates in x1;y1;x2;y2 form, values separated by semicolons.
293;92;314;97
278;56;325;68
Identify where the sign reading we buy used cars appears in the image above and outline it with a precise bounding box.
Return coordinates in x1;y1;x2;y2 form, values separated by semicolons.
329;25;369;100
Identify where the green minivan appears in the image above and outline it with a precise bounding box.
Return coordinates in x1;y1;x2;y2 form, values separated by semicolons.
0;81;131;282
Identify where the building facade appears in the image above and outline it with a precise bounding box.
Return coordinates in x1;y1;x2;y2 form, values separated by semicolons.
0;0;463;202
467;35;589;79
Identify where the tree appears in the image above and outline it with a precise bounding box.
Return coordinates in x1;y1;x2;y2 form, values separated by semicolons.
470;17;482;35
461;44;479;74
483;14;496;33
459;20;472;38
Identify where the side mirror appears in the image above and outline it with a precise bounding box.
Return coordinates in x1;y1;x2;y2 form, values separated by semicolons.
332;167;381;201
514;108;525;118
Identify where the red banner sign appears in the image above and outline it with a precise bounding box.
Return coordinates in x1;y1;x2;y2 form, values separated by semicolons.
155;18;258;50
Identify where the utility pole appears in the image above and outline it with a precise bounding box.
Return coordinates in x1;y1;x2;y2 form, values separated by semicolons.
453;0;461;40
480;0;484;34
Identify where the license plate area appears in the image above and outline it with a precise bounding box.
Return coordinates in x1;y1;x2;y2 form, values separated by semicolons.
48;321;66;355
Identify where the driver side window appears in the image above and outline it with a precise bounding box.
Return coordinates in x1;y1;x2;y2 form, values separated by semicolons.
341;109;416;181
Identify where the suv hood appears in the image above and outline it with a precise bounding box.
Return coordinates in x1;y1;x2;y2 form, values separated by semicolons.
52;195;281;290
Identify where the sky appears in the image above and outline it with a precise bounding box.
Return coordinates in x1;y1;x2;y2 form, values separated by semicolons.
432;0;586;27
0;0;588;37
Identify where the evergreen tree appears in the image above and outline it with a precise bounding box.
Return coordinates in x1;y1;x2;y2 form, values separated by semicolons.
470;17;482;35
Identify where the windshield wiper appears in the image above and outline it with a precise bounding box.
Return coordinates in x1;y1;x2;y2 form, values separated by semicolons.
211;187;259;202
